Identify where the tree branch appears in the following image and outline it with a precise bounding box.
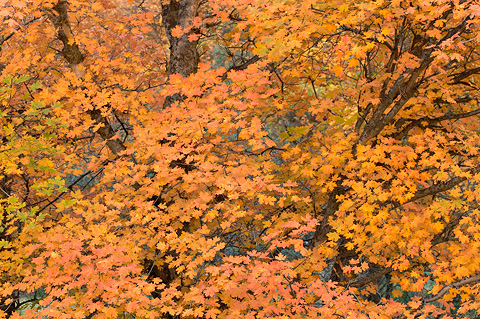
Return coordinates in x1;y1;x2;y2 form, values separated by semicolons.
48;0;127;156
220;55;260;81
357;16;471;145
424;274;480;303
393;165;480;208
351;268;392;288
394;107;480;139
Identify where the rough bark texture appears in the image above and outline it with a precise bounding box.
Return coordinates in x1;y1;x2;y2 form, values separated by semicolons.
161;0;200;108
161;0;200;77
150;0;202;306
48;0;126;156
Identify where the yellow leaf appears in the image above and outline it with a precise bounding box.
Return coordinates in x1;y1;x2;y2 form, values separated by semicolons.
38;158;54;168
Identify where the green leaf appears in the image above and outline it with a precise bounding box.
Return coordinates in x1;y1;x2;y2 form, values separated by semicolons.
15;75;30;84
2;75;13;85
58;186;68;193
31;101;43;109
60;199;76;208
31;206;39;216
18;211;27;222
0;240;9;248
30;81;42;91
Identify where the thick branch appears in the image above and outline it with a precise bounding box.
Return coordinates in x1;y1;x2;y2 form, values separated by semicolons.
351;268;392;288
450;66;480;84
394;107;480;139
48;0;127;156
358;17;470;145
358;55;434;145
161;0;200;77
0;32;14;47
431;215;461;246
309;181;349;248
393;165;480;208
161;0;200;108
49;1;85;67
87;109;126;154
220;55;260;81
424;274;480;303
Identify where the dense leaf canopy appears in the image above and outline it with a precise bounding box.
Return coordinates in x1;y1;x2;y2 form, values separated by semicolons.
1;0;480;318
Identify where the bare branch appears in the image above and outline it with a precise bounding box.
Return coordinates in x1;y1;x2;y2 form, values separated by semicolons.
450;66;480;84
424;274;480;303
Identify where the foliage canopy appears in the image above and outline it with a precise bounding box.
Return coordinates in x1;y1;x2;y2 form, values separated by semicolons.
1;0;480;318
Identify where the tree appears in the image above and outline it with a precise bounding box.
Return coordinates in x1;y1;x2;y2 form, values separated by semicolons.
1;0;480;318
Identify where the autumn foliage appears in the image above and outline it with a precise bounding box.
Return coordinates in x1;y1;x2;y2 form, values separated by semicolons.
1;0;480;318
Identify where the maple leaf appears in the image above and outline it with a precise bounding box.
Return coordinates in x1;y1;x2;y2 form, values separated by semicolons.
1;0;480;318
